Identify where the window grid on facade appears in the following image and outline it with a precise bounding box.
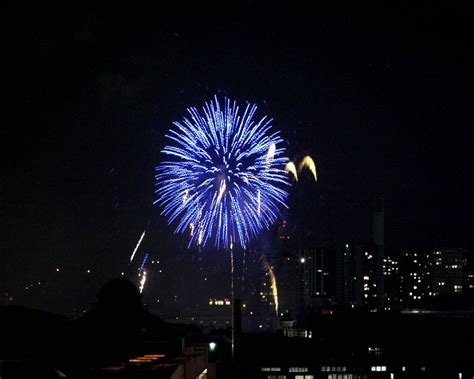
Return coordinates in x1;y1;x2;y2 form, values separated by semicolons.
321;366;347;372
289;367;309;372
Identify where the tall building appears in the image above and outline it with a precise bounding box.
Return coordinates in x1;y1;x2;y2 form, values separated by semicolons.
298;247;341;311
399;251;427;308
372;197;384;311
342;243;380;312
383;256;401;310
426;248;467;297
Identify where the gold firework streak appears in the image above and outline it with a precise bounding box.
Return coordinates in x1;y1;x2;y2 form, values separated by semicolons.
284;161;298;181
215;180;226;208
299;155;317;181
262;255;279;316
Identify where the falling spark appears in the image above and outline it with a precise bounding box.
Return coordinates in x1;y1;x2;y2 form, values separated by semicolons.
299;155;317;181
215;179;226;208
198;228;204;245
262;255;279;316
130;230;146;263
182;189;189;204
190;222;195;236
267;143;276;161
139;253;149;274
139;270;147;293
284;161;298;181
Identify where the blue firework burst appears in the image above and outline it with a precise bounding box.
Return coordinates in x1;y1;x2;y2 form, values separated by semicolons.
154;96;289;249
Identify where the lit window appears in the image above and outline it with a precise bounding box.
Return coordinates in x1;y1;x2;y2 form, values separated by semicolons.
289;367;308;373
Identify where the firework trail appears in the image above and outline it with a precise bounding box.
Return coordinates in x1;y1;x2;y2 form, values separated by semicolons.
266;143;276;162
139;270;147;294
130;230;146;263
139;253;149;274
154;96;289;249
284;161;298;181
215;179;226;208
299;155;317;181
262;255;279;316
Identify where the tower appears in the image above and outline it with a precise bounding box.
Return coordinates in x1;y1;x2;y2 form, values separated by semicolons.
373;197;384;311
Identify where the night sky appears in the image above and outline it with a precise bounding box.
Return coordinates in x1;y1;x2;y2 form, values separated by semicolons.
4;2;473;313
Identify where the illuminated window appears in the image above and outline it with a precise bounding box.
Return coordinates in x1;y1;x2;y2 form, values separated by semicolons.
289;367;308;372
261;367;281;372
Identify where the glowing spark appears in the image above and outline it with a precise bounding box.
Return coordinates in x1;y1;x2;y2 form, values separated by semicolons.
299;155;317;181
190;222;195;236
130;230;146;263
154;96;290;249
139;270;147;294
267;143;276;161
139;253;149;274
215;179;226;208
198;228;204;245
262;255;279;316
284;161;298;181
182;189;189;204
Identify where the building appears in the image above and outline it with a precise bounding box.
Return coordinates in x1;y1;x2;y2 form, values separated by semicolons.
383;256;401;310
426;248;467;297
399;251;427;308
372;197;385;311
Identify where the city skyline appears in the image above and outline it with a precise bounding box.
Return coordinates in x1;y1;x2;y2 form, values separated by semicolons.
4;3;473;316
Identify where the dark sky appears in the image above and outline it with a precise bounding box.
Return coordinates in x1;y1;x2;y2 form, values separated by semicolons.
4;2;473;312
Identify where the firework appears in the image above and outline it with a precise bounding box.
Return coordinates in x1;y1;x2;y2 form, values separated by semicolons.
139;253;149;274
155;96;289;249
284;161;298;181
262;255;279;316
130;230;146;263
139;270;147;294
266;143;276;162
299;155;317;181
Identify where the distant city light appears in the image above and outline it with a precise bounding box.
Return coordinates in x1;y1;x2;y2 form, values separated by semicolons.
300;257;305;263
209;342;216;351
